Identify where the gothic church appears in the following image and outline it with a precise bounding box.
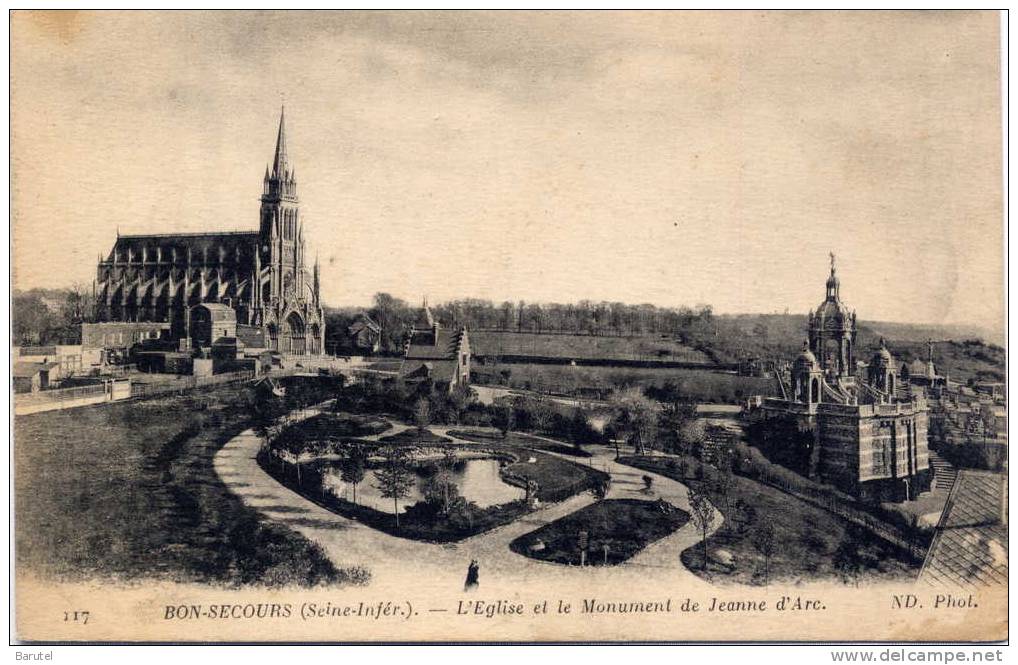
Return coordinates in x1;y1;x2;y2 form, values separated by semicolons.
93;109;325;355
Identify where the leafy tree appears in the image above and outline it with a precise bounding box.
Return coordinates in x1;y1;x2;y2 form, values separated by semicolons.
369;292;413;354
340;447;367;504
492;398;516;439
51;282;92;343
712;459;736;514
752;522;777;585
676;418;706;458
687;487;716;570
569;407;591;450
373;446;416;529
446;384;476;424
413;398;432;436
12;293;52;345
421;447;460;515
609;388;658;455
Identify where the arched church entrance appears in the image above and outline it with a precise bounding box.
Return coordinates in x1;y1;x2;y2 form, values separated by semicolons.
281;312;306;355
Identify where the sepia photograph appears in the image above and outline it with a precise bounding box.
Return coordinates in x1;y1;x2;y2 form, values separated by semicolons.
9;9;1007;645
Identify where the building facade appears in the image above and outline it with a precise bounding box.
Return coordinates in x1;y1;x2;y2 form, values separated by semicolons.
347;313;382;353
92;108;325;356
398;302;472;393
757;256;930;502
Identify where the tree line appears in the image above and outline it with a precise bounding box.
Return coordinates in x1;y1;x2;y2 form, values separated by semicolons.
327;292;719;356
12;285;93;346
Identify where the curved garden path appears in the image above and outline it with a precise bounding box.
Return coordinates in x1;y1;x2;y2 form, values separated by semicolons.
213;409;723;591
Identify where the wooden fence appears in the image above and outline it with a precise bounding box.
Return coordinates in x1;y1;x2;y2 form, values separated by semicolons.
14;379;132;415
128;371;256;399
745;470;931;559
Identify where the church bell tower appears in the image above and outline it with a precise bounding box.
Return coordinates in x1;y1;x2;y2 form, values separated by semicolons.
258;106;301;311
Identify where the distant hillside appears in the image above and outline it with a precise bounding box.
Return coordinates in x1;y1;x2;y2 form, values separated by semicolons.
885;339;1005;384
710;313;1004;385
862;320;1004;348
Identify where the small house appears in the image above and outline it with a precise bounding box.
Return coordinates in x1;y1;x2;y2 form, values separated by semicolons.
347;314;382;353
13;361;59;393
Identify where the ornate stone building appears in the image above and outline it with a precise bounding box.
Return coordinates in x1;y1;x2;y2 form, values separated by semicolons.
757;256;930;502
93;109;325;355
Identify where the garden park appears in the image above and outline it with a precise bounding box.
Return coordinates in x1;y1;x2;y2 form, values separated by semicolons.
15;369;931;590
239;374;927;586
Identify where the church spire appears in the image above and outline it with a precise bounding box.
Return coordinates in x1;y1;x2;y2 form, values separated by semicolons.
313;253;320;300
272;105;288;178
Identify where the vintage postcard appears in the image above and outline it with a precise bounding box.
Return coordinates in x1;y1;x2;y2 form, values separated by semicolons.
10;10;1007;644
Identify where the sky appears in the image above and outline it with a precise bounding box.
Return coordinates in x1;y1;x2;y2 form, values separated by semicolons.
11;11;1004;331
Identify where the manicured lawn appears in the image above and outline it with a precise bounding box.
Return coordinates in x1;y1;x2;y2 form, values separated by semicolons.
473;364;775;402
618;455;920;585
277;412;391;450
14;380;365;587
377;429;452;445
447;429;592;457
509;499;689;566
501;449;606;503
470;331;710;363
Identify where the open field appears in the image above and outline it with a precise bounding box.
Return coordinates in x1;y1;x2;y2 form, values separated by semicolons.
619;455;920;586
14;382;363;587
473;363;776;402
509;499;690;566
470;330;711;363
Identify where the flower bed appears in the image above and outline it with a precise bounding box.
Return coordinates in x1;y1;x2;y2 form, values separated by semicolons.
509;499;689;566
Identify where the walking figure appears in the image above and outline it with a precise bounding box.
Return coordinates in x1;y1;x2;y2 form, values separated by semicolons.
464;559;479;592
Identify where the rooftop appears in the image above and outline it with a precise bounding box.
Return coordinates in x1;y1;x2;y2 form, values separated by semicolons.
919;470;1007;587
13;361;59;378
117;231;258;239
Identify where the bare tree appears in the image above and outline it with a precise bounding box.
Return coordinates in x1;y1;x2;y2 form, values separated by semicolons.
340;446;367;504
528;398;553;434
752;522;777;585
373;446;416;529
687;487;716;570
